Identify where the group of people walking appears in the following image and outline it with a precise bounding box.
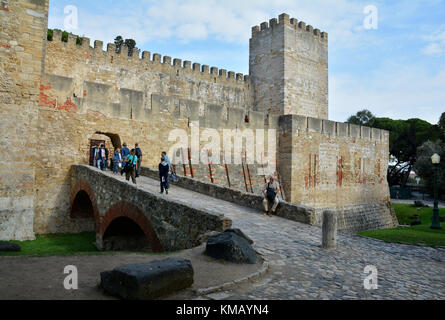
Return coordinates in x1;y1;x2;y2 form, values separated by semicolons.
91;142;172;194
91;143;143;184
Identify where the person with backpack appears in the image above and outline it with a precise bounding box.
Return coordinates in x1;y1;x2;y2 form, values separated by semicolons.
123;149;138;184
262;176;280;216
159;156;170;194
135;143;143;178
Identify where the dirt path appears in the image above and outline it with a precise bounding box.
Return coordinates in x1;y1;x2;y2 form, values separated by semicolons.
0;244;263;300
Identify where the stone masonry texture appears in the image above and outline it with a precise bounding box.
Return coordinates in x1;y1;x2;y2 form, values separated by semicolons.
0;1;395;241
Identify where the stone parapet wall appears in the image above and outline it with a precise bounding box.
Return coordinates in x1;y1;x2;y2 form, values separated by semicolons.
140;167;314;225
141;166;398;232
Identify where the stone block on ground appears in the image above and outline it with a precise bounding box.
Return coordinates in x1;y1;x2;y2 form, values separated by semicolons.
224;228;254;245
100;258;194;300
205;232;258;264
0;242;21;252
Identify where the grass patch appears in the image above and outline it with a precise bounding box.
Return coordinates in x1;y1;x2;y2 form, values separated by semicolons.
1;232;99;256
0;232;172;257
359;204;445;248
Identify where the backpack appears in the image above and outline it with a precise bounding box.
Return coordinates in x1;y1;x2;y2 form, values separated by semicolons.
135;148;142;158
266;183;276;202
170;172;179;183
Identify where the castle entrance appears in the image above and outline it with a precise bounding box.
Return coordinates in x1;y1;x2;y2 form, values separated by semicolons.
88;132;122;166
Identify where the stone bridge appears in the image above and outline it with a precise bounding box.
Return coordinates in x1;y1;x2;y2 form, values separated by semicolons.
69;165;232;252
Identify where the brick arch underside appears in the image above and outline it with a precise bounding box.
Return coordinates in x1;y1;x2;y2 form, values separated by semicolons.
70;180;100;223
101;202;163;253
70;180;163;253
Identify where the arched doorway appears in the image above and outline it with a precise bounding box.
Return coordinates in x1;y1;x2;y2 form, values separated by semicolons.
88;132;122;166
102;217;151;251
95;131;122;149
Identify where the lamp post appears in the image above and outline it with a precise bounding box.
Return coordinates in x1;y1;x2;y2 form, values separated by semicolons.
430;153;442;230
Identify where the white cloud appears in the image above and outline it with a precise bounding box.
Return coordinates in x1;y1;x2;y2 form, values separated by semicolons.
177;24;208;42
422;28;445;56
49;0;373;46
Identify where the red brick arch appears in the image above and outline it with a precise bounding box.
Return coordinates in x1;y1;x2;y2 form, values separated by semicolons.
100;202;163;253
70;179;100;226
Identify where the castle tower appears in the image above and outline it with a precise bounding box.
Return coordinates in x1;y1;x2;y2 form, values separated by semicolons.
249;13;328;119
0;0;49;241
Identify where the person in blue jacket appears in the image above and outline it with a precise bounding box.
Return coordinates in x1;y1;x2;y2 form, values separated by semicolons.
159;156;170;194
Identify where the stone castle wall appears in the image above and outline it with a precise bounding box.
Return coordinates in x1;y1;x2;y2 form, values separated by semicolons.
0;2;396;240
0;0;48;240
279;116;390;209
33;71;278;235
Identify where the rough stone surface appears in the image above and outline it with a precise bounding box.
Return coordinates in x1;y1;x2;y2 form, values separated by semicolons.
0;241;21;252
322;210;337;249
225;228;254;245
206;232;259;264
100;258;194;300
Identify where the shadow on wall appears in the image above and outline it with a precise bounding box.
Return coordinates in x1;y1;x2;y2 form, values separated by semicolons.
70;190;94;219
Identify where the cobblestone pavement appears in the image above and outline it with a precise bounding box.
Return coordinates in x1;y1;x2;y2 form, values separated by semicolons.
116;173;445;300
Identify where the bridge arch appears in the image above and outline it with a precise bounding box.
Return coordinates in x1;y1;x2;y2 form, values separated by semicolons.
100;202;163;253
70;180;100;225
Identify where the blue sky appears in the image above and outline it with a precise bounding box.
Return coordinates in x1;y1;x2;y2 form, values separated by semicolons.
48;0;445;124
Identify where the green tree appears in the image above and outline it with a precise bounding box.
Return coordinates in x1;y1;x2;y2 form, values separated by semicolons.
373;117;442;187
346;109;376;127
114;36;124;53
414;140;445;197
47;29;53;41
439;112;445;140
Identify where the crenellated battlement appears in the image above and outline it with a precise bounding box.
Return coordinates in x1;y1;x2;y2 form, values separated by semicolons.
48;30;251;85
251;13;328;43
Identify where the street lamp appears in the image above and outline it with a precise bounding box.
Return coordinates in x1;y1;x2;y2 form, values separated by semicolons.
430;153;442;230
